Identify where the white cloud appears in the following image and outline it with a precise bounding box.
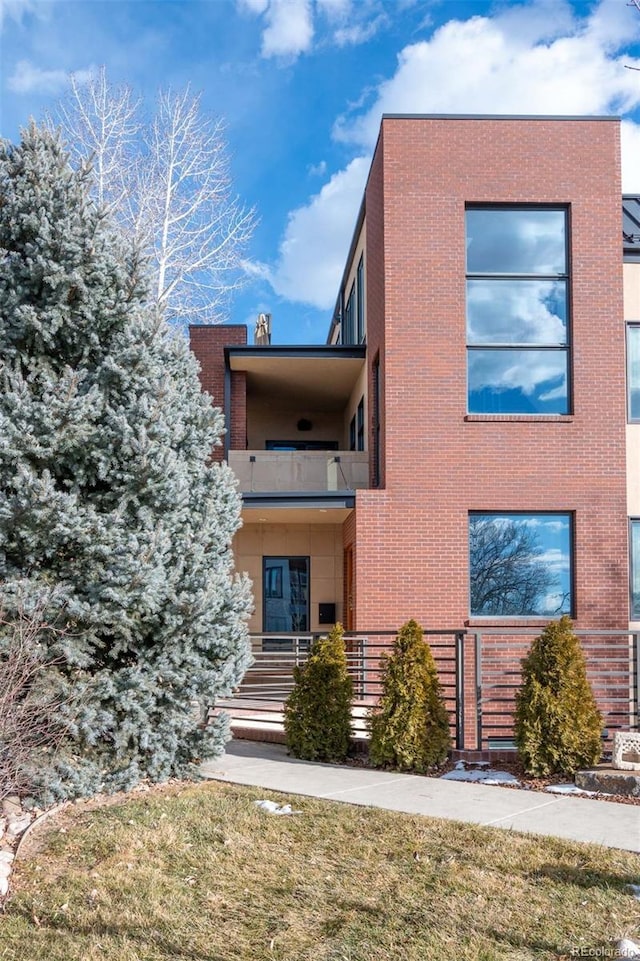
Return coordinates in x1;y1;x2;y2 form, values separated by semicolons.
8;60;66;94
261;0;314;58
237;0;269;12
334;14;387;47
7;59;94;95
307;159;327;177
269;156;369;308
0;0;35;31
239;0;385;60
271;0;640;309
316;0;351;20
621;119;640;192
334;0;640;146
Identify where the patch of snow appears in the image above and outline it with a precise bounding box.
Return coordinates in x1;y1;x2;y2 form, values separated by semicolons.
627;883;640;900
441;769;520;786
254;800;301;815
545;784;597;796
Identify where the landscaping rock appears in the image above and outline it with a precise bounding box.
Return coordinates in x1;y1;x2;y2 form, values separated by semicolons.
617;938;640;958
7;814;31;836
0;851;14;864
0;877;8;897
575;768;640;798
2;796;21;817
0;862;11;879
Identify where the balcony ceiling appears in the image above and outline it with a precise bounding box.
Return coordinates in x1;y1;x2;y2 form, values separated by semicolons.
228;351;365;410
241;506;353;524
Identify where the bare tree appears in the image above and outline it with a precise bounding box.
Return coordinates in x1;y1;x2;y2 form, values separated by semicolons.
52;67;256;326
469;516;565;617
0;603;70;801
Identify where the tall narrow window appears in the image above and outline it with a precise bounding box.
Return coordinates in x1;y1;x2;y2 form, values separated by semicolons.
349;414;356;451
356;255;365;343
469;512;572;617
343;283;355;345
372;355;381;486
466;207;569;414
356;397;365;451
263;557;309;633
628;324;640;422
631;520;640;619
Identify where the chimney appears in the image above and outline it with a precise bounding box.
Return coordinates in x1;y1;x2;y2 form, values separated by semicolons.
254;313;272;345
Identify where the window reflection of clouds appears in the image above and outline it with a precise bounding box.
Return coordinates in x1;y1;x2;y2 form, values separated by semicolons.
468;349;568;413
467;280;567;345
466;209;566;275
470;512;572;617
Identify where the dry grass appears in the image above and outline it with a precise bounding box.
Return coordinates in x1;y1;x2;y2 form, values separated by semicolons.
1;780;639;961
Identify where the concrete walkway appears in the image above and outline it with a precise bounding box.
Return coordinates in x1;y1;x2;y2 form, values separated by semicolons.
201;739;640;854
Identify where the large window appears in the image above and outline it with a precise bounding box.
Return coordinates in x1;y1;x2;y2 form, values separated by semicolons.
469;512;572;617
628;324;640;422
263;557;309;633
466;207;569;415
632;521;640;619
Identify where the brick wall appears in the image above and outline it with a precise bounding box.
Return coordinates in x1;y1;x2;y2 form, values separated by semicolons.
352;117;628;638
189;325;247;462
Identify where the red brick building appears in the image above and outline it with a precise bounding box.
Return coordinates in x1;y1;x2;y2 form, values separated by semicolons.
191;116;637;748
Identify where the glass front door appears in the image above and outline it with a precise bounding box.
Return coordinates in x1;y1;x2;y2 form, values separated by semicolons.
263;556;310;633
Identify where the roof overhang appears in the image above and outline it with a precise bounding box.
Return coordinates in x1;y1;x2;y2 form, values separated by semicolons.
226;345;366;411
241;490;355;525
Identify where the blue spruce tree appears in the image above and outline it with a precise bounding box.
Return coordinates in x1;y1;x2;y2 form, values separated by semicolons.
0;124;252;799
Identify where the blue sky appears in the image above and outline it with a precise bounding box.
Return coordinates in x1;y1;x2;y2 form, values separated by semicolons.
2;0;640;344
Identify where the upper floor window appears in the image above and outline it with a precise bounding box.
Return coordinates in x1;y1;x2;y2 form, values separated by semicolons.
341;257;365;345
466;207;569;415
356;255;365;343
343;283;356;345
628;324;640;422
356;397;365;451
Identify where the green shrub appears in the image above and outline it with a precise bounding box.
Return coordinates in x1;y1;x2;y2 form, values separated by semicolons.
284;623;353;762
514;616;603;776
368;620;451;772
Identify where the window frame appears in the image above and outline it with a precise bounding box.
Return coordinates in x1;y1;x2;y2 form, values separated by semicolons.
465;204;572;416
262;555;310;633
343;282;356;345
631;519;640;620
356;255;365;344
627;323;640;424
468;510;574;619
356;397;365;452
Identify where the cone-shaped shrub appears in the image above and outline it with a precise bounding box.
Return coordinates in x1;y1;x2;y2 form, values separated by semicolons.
284;623;353;762
369;620;451;772
514;616;603;776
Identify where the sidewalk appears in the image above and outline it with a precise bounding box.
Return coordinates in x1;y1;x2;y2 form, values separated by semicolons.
201;739;640;854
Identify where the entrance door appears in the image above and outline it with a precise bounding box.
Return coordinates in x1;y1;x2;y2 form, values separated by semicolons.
344;546;354;632
263;556;310;633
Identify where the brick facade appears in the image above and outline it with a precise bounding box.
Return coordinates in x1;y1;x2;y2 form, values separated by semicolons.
190;324;247;463
352;116;627;635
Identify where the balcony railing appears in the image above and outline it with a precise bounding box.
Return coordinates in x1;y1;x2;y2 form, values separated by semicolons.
229;450;369;493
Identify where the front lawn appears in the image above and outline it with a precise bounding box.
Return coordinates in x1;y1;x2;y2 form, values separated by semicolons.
1;781;639;961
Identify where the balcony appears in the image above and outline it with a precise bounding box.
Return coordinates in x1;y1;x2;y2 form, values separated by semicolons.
229;450;369;493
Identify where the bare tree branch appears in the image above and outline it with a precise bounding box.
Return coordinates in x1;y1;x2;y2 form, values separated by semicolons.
0;601;71;801
51;69;256;327
469;517;561;617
